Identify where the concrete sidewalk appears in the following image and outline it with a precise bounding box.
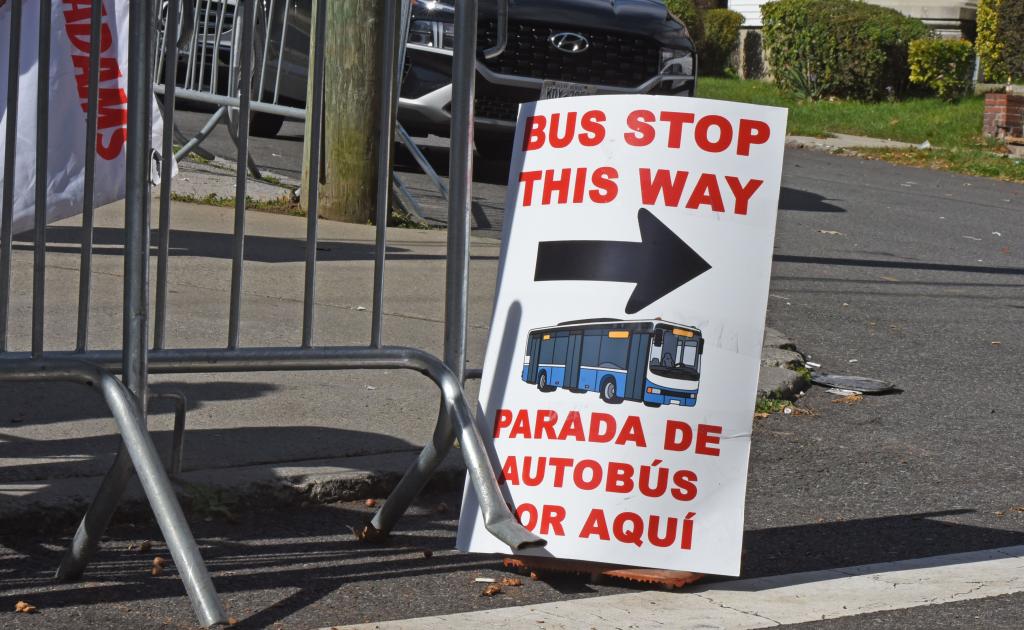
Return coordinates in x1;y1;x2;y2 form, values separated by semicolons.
0;201;804;527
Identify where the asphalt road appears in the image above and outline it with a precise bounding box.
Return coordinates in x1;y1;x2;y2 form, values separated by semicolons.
3;114;1022;628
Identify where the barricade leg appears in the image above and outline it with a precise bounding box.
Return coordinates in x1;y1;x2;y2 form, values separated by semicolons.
55;445;133;582
0;361;227;627
370;363;546;551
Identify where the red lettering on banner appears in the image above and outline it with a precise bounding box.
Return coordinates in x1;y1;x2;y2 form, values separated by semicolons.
517;168;619;206
63;0;129;161
687;172;725;212
579;110;606;146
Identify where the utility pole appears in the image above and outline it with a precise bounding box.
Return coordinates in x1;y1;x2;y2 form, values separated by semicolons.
301;0;389;223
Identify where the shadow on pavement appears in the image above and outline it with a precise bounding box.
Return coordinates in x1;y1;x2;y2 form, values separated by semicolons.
1;498;1021;628
778;187;847;213
13;228;499;263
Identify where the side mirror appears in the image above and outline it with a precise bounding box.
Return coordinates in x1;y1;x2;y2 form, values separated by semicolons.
698;338;705;354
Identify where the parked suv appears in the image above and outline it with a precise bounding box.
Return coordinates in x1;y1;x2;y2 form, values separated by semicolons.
162;0;697;151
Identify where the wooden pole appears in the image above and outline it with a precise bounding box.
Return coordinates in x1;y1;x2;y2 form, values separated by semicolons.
301;0;386;223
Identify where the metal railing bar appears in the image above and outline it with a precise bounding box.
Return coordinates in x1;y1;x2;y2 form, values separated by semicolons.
173;106;227;162
155;0;182;351
32;0;53;358
300;0;327;349
153;84;306;119
0;0;23;352
257;0;275;95
195;0;215;93
392;175;430;224
272;1;290;105
444;0;477;381
227;0;257;349
396;124;449;201
75;0;105;353
370;0;404;349
210;0;227;93
183;0;202;88
124;0;154;407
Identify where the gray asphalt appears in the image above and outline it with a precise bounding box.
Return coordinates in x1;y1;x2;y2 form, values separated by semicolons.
2;112;1022;628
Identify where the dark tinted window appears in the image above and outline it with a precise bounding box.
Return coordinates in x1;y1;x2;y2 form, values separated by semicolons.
552;335;569;364
598;336;629;370
581;333;601;366
539;337;554;363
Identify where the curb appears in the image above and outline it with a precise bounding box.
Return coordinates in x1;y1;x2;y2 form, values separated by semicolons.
758;327;809;400
0;450;466;534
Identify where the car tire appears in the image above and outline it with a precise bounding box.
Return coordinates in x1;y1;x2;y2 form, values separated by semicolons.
475;131;515;163
600;377;621;404
249;112;286;138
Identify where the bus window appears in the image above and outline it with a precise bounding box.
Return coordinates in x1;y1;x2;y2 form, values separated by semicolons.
539;337;555;364
599;336;629;370
552;335;569;365
682;342;698;367
581;333;601;366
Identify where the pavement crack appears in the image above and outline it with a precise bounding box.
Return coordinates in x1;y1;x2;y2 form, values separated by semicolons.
694;593;781;626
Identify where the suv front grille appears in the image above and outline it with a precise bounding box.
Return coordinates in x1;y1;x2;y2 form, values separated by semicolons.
478;20;661;88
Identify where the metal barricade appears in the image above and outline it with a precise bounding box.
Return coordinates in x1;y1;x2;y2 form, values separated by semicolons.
0;0;541;626
156;0;449;221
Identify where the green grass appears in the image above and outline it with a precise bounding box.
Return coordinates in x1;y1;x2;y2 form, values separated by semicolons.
696;77;1024;183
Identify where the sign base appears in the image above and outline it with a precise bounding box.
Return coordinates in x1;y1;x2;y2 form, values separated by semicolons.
503;556;704;589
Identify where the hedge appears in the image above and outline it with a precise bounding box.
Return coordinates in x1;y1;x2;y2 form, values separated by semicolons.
761;0;930;100
976;0;1008;83
995;0;1024;82
909;39;975;101
701;9;745;76
664;0;705;51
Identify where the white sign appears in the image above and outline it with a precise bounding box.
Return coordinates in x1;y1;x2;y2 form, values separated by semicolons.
1;0;169;237
457;94;788;576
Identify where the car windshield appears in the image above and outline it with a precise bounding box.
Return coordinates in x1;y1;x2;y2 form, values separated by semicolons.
649;331;700;380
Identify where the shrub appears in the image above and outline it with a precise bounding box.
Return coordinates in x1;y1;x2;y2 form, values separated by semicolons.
976;0;1009;83
995;0;1024;81
909;39;975;101
701;9;745;76
761;0;930;100
664;0;705;50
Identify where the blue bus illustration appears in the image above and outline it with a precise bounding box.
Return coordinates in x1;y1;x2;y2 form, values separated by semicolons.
521;319;704;407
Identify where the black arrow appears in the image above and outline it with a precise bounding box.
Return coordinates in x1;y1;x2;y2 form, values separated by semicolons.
534;208;711;314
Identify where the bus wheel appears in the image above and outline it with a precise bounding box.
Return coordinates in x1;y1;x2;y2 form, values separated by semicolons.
537;371;550;392
600;378;621;404
644;401;660;408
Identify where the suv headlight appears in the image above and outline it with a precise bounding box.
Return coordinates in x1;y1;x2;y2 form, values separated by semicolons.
661;48;694;76
410;0;456;50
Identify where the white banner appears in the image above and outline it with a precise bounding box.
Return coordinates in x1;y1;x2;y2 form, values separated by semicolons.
457;94;788;576
0;0;169;236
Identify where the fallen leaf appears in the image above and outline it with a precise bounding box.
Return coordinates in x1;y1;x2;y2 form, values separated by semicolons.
481;584;503;597
474;577;496;583
818;230;843;236
995;511;1005;517
753;412;769;419
831;394;863;405
153;556;167;568
364;498;377;508
529;572;540;581
228;617;239;626
15;600;38;613
991;341;1001;347
501;577;523;587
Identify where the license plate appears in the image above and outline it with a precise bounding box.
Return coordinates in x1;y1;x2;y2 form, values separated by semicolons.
540;80;599;100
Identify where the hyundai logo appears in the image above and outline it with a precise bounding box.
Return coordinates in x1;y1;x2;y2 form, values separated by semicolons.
548;32;590;54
